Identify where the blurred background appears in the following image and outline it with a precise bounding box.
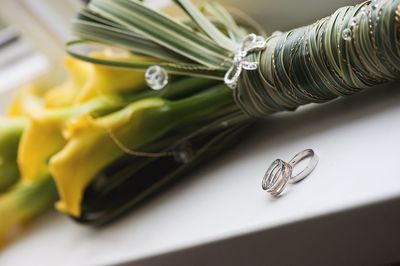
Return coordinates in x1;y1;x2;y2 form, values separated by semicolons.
0;0;82;110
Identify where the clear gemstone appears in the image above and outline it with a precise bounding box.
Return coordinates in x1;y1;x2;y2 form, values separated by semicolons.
350;17;359;27
360;7;368;16
371;0;379;9
342;28;352;41
145;65;168;90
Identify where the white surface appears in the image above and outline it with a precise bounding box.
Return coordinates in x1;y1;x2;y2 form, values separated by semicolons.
1;82;400;265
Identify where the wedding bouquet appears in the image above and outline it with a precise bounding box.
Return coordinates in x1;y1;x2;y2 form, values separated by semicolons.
1;0;399;246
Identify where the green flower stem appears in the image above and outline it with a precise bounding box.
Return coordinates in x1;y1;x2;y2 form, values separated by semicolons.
50;82;239;217
171;84;238;127
78;122;252;225
0;176;57;247
157;77;221;100
118;76;221;103
0;117;27;192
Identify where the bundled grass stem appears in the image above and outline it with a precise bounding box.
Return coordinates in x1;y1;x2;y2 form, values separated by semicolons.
69;0;400;117
236;0;400;116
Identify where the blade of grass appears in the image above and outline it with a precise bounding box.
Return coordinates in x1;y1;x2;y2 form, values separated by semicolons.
88;0;231;67
173;0;237;51
71;20;192;62
66;40;226;79
202;2;247;42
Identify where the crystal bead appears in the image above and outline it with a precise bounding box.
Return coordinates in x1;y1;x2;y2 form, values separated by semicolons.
374;14;381;25
342;28;352;41
145;65;168;90
360;7;368;16
350;17;359;27
371;0;379;9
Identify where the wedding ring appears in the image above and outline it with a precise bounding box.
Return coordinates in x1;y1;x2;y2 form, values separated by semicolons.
262;149;318;197
288;149;318;183
262;159;292;197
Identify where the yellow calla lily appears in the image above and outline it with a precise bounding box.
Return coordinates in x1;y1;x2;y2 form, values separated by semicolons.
50;98;173;217
11;51;151;114
73;52;152;103
7;84;44;117
44;57;92;108
18;98;115;182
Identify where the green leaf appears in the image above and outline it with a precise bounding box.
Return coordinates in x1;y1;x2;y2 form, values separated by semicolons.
71;20;191;63
202;2;247;42
173;0;237;51
66;40;226;79
87;0;231;68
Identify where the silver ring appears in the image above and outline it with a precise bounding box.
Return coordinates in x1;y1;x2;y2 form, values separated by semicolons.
262;159;292;197
288;149;318;183
262;149;318;197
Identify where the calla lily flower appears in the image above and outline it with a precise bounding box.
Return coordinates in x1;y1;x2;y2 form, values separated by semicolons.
18;98;117;182
17;53;150;182
73;53;150;103
45;53;150;107
50;97;173;217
